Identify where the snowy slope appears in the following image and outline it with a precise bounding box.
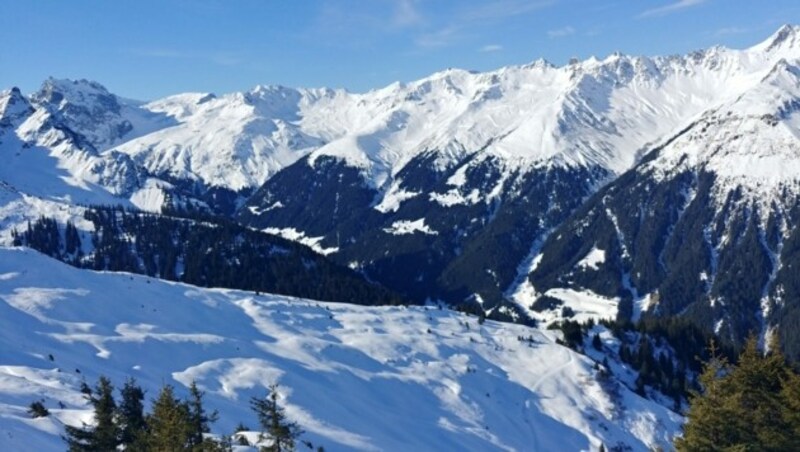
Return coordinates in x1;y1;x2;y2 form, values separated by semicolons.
646;57;800;199
115;86;326;190
0;248;681;451
0;183;93;246
0;82;211;212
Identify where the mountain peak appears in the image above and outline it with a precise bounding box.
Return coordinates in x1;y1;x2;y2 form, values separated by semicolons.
27;77;171;152
753;24;800;53
523;58;555;70
32;77;121;115
38;77;112;97
249;83;295;96
765;58;800;80
0;86;33;123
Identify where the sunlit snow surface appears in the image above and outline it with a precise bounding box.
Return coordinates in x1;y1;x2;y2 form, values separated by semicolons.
0;248;680;451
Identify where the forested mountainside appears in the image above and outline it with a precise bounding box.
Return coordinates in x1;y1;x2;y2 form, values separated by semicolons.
527;56;800;359
12;207;404;306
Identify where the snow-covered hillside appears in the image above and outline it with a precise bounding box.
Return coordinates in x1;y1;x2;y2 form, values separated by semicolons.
0;248;681;451
0;84;173;209
31;78;175;152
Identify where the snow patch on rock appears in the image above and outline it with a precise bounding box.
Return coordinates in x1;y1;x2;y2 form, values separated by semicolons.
383;219;438;236
576;247;606;271
263;227;338;255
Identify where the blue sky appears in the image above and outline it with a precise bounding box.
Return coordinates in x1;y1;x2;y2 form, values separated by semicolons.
2;0;799;100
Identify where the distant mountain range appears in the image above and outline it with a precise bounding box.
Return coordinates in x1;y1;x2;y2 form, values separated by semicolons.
2;25;800;354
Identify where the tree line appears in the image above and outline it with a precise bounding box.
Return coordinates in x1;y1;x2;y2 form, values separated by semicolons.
549;315;740;409
29;376;312;452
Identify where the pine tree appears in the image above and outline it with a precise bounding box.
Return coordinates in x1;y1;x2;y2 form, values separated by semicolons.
64;376;119;452
145;384;192;451
781;367;800;441
592;333;602;351
727;337;793;449
675;341;742;451
27;400;49;418
65;221;81;256
117;377;146;448
250;384;303;452
676;337;800;451
187;380;219;449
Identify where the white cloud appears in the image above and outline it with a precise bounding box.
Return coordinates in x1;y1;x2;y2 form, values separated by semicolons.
479;44;503;53
548;26;576;38
415;26;460;48
414;0;555;49
638;0;707;19
392;0;423;28
461;0;554;22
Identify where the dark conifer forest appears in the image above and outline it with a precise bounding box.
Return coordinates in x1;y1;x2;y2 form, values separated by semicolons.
12;207;405;306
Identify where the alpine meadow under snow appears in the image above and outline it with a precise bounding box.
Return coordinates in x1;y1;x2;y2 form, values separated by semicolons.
2;23;800;451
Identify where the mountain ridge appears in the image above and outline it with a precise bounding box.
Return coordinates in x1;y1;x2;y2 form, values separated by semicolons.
3;25;800;312
6;25;798;199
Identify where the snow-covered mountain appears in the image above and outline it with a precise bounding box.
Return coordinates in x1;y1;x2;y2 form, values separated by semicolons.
0;82;170;209
0;248;681;451
2;26;800;310
90;25;797;194
31;78;175;152
0;81;251;214
524;53;800;359
115;86;325;191
238;25;800;308
4;25;798;206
